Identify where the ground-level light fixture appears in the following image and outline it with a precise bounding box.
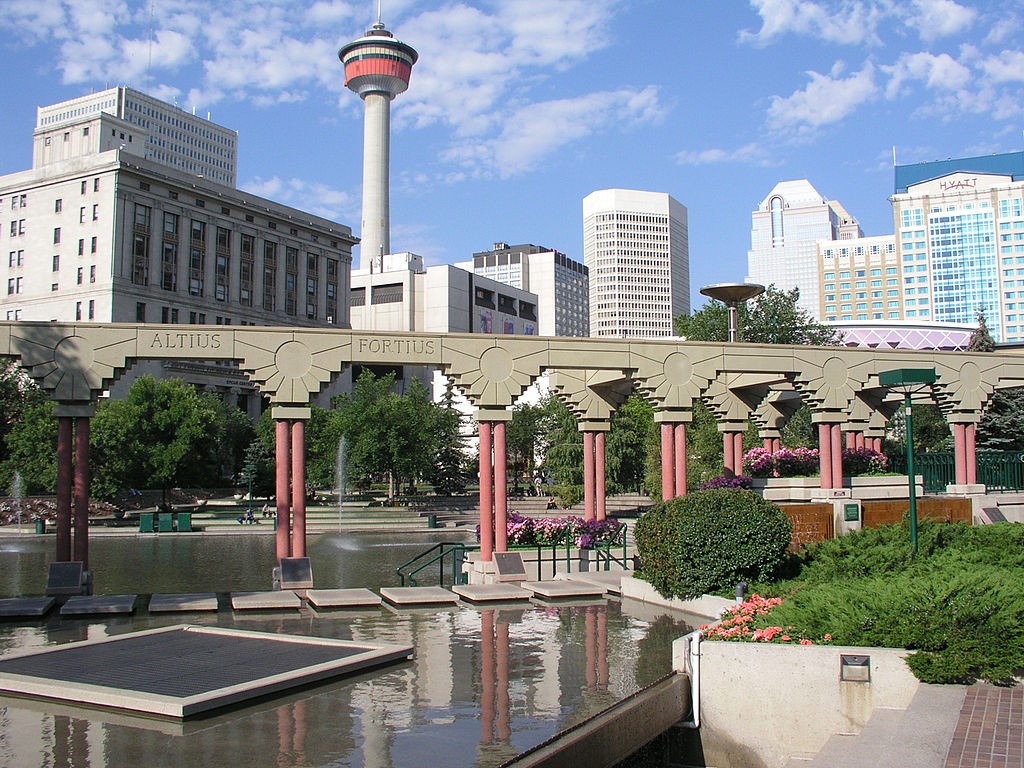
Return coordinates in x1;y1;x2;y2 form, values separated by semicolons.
878;368;937;555
699;283;765;342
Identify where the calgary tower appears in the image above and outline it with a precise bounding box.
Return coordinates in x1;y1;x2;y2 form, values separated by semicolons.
339;13;418;271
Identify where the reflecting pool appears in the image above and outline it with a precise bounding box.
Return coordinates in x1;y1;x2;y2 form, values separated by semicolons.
0;532;692;768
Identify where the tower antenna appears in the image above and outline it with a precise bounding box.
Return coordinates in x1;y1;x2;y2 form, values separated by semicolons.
377;0;382;24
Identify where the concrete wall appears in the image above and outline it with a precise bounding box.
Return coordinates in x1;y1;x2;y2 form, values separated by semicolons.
680;639;919;768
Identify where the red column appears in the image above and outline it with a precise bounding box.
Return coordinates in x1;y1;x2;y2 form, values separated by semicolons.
723;431;735;478
583;431;596;521
291;420;306;559
966;423;977;485
493;421;508;554
763;437;774;451
673;424;686;497
831;424;843;490
660;423;674;500
595;432;607;520
952;423;967;485
818;423;832;489
734;432;745;475
772;437;782;453
275;419;291;562
479;422;494;562
73;417;90;569
855;432;865;449
56;417;73;562
846;431;856;450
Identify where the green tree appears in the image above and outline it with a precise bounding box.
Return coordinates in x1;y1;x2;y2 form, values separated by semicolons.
538;394;582;501
0;361;48;471
968;309;996;352
507;401;545;491
0;399;57;494
90;376;223;502
675;285;841;346
977;388;1024;451
425;384;469;495
605;394;656;494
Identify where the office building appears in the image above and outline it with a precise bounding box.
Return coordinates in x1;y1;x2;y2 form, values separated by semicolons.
459;242;589;337
2;89;356;414
582;189;689;338
818;234;900;322
747;180;864;318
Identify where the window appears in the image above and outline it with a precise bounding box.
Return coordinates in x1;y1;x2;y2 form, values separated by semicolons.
136;302;146;322
92;204;98;221
53;227;61;244
52;254;59;271
132;234;149;285
91;236;97;254
76;302;82;320
54;199;62;213
93;178;99;192
77;267;83;285
89;265;96;283
134;204;151;230
263;241;277;311
88;300;94;320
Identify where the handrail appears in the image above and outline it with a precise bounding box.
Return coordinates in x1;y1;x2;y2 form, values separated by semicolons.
396;542;470;587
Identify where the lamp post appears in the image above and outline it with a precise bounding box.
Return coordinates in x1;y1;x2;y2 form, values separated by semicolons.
878;368;936;555
699;283;765;342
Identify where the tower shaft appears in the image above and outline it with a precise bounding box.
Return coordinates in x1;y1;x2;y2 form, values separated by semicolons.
361;92;391;269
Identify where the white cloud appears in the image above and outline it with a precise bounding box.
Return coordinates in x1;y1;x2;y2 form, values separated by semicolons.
883;52;972;99
241;176;358;222
441;87;663;178
905;0;975;42
977;50;1024;83
675;143;772;166
767;62;877;133
740;0;884;46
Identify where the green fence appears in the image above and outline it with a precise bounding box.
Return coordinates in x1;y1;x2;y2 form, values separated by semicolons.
888;451;1024;493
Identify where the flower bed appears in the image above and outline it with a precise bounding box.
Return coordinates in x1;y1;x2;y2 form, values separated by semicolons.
478;512;621;549
743;446;888;478
700;593;831;646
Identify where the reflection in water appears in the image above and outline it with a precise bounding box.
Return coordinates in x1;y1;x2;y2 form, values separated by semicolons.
0;533;693;767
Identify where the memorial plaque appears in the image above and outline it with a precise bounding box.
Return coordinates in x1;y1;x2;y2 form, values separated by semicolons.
279;557;313;589
46;562;85;597
843;503;860;522
493;552;528;583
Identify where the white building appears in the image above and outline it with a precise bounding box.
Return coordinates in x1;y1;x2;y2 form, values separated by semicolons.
458;242;589;337
817;234;900;322
747;180;863;318
2;89;355;414
582;189;689;338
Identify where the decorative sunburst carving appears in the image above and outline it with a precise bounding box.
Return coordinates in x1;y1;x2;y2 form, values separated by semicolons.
235;330;351;403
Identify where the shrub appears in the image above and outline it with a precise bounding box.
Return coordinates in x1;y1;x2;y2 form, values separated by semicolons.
699;475;752;490
634;489;792;599
841;447;888;476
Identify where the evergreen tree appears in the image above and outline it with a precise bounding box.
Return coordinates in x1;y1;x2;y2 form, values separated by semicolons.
968;308;996;352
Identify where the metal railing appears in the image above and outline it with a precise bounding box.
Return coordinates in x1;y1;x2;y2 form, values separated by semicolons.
397;542;470;587
888;451;1024;493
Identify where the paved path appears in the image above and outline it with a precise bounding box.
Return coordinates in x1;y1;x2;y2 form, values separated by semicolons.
946;684;1023;768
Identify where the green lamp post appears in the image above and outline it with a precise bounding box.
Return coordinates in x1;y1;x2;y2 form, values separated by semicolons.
878;368;936;555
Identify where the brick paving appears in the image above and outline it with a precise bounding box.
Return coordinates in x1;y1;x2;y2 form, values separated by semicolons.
946;684;1023;768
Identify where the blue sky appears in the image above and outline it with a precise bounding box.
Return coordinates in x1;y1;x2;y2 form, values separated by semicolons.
1;0;1022;308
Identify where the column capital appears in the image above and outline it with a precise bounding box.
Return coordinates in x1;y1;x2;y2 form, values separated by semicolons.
53;402;96;418
271;405;311;420
475;409;512;423
653;410;692;424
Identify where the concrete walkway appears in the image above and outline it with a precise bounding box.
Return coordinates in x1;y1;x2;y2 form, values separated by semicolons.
787;683;1022;768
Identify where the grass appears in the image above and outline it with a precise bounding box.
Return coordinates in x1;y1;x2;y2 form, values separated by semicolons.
734;519;1024;685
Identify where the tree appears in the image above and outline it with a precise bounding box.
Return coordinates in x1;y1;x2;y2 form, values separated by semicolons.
968;308;996;352
537;394;582;500
0;361;48;471
506;401;546;490
425;383;469;495
90;376;223;502
977;388;1024;451
604;394;656;494
0;399;57;495
675;285;841;346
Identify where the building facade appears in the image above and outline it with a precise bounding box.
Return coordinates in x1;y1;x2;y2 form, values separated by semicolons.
747;179;864;318
582;189;689;338
817;234;900;323
460;242;589;337
2;90;356;414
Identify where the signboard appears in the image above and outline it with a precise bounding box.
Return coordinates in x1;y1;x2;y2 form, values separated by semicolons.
844;503;860;522
493;552;528;583
279;557;313;589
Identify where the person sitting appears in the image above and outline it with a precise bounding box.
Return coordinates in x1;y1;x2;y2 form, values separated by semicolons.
546;497;558;510
245;509;258;524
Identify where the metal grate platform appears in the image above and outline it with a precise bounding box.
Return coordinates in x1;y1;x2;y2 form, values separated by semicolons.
0;624;412;718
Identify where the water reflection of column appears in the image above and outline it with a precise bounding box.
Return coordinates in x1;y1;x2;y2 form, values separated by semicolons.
291;419;306;558
596;432;607;520
494;421;508;554
56;417;73;562
479;421;494;562
495;620;511;742
584;605;609;693
277;704;293;766
480;610;495;744
275;418;292;561
276;699;307;766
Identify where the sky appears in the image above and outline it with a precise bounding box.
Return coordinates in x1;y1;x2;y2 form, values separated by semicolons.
1;0;1022;309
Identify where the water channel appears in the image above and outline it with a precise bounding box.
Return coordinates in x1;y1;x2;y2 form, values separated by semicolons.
0;532;693;768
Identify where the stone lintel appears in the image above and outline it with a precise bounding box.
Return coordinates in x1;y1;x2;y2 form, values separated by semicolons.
475;409;512;423
271;406;311;421
653;411;692;424
716;421;747;433
53;403;97;418
578;421;611;432
945;413;982;425
810;411;847;424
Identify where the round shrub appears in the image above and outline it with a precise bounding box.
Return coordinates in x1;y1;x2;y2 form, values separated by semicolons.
634;489;792;600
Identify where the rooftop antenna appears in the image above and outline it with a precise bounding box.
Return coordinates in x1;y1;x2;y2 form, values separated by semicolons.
377;0;383;23
892;145;897;166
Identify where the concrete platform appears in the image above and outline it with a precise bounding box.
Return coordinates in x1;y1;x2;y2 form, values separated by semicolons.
0;597;56;618
0;624;413;718
148;593;219;613
60;595;138;616
305;589;382;608
379;586;460;606
556;570;630;594
451;584;532;603
518;581;608;600
230;591;302;610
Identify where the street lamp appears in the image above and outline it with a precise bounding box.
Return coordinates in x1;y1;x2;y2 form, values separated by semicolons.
878;368;936;555
699;283;765;342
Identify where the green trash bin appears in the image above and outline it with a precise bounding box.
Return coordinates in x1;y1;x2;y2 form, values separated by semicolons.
176;512;192;532
158;512;174;532
34;519;45;534
139;512;154;532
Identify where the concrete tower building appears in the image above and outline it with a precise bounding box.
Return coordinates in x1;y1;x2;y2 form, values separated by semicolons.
582;189;689;338
339;19;418;271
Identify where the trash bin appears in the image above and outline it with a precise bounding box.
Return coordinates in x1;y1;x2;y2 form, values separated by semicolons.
139;512;154;532
34;519;45;534
176;512;192;532
427;514;437;529
158;512;174;532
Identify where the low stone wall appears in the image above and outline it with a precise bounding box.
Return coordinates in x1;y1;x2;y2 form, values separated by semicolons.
679;639;919;768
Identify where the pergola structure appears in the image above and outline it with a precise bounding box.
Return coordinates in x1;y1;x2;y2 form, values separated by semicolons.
3;321;1022;576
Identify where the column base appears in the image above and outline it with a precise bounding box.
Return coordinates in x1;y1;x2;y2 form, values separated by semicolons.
945;484;986;495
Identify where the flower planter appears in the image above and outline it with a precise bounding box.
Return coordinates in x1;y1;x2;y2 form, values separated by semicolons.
751;475;923;503
750;477;820;503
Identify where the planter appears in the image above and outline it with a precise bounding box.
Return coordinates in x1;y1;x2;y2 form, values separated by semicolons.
750;477;820;503
751;475;924;503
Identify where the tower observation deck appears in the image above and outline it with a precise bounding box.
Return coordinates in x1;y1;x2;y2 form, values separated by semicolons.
339;21;418;271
